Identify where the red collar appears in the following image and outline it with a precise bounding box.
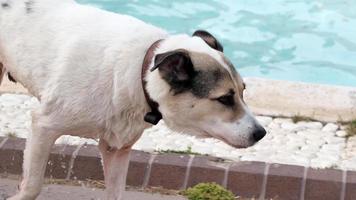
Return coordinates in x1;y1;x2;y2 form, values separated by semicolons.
141;40;163;125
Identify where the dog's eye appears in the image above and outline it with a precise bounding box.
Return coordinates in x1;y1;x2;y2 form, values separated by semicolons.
216;94;235;107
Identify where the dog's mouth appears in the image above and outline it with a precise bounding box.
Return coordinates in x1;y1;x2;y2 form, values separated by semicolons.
200;130;250;149
174;124;253;149
215;135;250;149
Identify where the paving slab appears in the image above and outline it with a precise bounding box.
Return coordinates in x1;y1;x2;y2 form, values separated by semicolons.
0;178;186;200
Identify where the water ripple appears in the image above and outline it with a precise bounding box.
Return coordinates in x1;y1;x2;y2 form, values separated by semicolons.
77;0;356;86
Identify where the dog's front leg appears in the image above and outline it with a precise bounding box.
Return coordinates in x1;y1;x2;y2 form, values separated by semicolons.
0;63;5;85
8;112;59;200
98;139;131;200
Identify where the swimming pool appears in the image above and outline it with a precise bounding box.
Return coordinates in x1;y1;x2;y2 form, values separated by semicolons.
77;0;356;87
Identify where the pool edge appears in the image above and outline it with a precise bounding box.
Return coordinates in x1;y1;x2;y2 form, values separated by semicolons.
244;77;356;122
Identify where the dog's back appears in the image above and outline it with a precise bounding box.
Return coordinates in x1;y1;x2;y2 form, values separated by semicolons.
0;0;167;141
0;0;76;93
0;0;167;98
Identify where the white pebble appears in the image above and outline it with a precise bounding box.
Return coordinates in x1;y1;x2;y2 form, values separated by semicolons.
256;116;272;127
322;123;339;132
300;145;320;152
268;122;280;129
273;118;292;124
310;158;334;169
297;131;322;140
321;143;345;151
281;122;299;131
324;136;345;144
305;122;323;130
336;130;348;137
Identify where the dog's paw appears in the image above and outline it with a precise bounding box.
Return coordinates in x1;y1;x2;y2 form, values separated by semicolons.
6;193;37;200
6;195;21;200
0;194;9;200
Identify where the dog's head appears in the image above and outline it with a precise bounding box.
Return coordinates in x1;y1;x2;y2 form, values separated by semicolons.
146;30;266;148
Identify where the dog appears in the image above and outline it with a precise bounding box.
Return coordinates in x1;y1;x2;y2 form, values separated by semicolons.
0;0;266;199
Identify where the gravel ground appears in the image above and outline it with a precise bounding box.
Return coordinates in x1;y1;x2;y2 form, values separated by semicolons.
1;93;356;170
0;178;186;200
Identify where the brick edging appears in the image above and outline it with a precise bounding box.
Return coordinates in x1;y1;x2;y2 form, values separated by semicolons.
0;137;355;200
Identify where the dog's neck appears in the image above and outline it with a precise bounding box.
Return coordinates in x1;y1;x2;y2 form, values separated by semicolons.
141;40;163;125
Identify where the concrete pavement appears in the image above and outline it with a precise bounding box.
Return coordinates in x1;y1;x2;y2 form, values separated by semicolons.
0;179;186;200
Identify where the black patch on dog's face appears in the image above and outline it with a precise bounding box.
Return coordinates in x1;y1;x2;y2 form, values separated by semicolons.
169;69;222;98
25;0;34;13
152;50;222;98
152;50;196;94
191;70;221;98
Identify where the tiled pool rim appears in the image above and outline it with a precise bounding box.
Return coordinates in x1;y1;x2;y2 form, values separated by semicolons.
1;137;355;200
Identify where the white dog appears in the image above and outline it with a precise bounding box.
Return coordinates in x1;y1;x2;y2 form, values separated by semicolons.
0;0;266;199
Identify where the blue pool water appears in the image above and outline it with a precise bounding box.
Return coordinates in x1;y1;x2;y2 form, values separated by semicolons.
77;0;356;87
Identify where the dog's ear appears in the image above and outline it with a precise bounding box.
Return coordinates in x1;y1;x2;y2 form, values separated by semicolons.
151;50;195;89
193;30;223;52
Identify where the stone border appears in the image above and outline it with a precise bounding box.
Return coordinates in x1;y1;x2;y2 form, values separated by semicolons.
244;78;356;122
1;137;355;200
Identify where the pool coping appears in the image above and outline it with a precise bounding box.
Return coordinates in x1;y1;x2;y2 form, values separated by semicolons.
2;77;356;122
1;137;355;200
244;78;356;122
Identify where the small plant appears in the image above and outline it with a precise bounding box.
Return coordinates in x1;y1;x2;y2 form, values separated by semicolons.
346;120;356;137
6;132;17;138
291;115;313;123
182;182;235;200
157;146;202;155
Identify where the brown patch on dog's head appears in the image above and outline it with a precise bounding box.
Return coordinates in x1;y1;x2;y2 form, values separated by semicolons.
193;30;224;52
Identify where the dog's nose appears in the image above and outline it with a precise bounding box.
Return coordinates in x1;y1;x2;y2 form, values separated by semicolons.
252;126;266;142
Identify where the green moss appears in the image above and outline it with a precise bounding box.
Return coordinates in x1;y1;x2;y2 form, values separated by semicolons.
291;115;313;123
346;120;356;137
183;183;235;200
6;132;17;138
157;146;202;155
